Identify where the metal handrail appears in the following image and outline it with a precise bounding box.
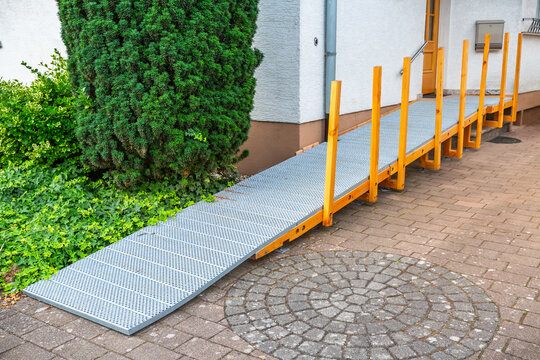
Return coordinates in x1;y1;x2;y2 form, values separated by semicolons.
400;41;428;75
523;18;540;34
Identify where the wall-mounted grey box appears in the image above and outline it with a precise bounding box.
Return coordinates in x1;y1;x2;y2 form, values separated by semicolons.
475;20;505;51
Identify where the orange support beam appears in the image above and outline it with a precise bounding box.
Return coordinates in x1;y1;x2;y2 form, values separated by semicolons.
498;33;510;127
322;80;342;227
420;47;444;170
382;58;410;190
444;40;469;158
475;33;490;147
511;33;523;123
465;34;490;148
484;33;509;128
366;66;382;202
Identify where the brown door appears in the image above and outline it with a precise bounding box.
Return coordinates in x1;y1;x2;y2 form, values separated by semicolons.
422;0;440;94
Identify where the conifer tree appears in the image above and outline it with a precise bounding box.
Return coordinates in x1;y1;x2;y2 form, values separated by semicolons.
57;0;262;185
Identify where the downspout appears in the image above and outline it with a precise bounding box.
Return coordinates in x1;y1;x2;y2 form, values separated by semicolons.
324;0;337;141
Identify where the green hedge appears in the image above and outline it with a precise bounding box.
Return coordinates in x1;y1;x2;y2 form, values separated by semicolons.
58;0;262;186
0;51;79;167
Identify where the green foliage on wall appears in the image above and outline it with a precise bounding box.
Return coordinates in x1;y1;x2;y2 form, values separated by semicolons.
0;51;79;167
58;0;262;186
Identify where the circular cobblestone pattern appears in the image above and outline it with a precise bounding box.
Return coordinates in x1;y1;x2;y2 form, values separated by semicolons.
225;252;499;360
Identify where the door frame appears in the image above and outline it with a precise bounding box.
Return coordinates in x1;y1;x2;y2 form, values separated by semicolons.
422;0;441;94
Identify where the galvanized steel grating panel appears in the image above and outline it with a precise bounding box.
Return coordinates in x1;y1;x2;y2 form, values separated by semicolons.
87;247;207;293
24;98;489;335
185;201;295;230
177;207;285;238
142;224;253;257
68;258;187;304
208;197;307;223
163;217;267;247
25;280;150;332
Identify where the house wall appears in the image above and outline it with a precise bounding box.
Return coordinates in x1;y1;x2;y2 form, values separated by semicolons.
251;0;300;123
0;0;66;83
295;0;427;124
334;0;426;118
442;0;540;94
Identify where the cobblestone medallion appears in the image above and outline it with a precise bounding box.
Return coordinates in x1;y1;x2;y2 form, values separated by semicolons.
225;252;498;360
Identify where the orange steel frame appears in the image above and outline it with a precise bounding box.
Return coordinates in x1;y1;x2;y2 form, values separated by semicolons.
253;33;523;260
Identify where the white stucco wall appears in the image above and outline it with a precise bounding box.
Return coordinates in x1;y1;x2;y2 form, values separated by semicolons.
2;0;538;124
521;35;540;93
299;0;325;124
296;0;426;124
251;0;300;123
0;0;66;83
443;0;540;94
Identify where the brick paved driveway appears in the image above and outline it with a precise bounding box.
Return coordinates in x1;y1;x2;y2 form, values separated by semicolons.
1;123;539;359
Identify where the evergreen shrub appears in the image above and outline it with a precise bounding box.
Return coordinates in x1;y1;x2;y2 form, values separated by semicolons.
58;0;262;186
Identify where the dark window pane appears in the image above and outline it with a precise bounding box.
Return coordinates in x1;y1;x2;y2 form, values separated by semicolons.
428;16;434;40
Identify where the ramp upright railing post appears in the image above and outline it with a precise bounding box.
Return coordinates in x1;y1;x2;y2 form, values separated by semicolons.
396;58;410;190
381;57;409;191
367;66;382;202
497;33;510;127
511;33;523;123
420;47;444;170
475;33;490;148
322;80;342;227
445;40;468;158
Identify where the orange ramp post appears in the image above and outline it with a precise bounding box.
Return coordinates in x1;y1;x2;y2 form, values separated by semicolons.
475;33;490;148
420;47;444;170
497;32;510;127
364;66;382;202
444;40;469;158
511;33;523;123
484;33;509;128
465;34;490;148
322;80;342;227
382;58;410;190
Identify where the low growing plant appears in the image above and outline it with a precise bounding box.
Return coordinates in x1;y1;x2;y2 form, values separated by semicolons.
0;160;219;292
0;50;79;168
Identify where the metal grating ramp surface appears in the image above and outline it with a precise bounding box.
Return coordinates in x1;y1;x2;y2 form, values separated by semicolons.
23;96;505;334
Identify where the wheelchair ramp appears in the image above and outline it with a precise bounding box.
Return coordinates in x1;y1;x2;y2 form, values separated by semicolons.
23;96;507;335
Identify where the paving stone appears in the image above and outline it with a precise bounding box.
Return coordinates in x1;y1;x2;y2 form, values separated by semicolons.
0;329;23;353
0;342;55;360
93;330;145;354
138;324;191;349
273;347;299;360
61;317;108;339
411;340;437;355
297;340;323;355
320;344;342;358
225;251;498;360
176;337;230;360
0;308;16;321
175;316;225;339
125;342;180;360
389;344;416;359
342;347;368;359
84;352;129;360
52;337;107;360
370;347;393;359
184;300;225;323
32;306;78;326
0;311;44;335
22;325;74;350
